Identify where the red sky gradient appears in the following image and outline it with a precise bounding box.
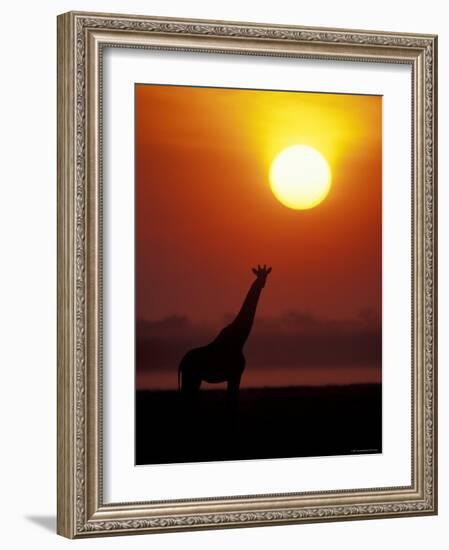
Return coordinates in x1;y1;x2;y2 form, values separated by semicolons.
135;84;382;389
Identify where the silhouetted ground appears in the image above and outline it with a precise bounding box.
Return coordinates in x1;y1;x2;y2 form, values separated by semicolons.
135;384;381;465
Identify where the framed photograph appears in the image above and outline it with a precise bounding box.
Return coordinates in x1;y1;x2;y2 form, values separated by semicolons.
57;11;438;538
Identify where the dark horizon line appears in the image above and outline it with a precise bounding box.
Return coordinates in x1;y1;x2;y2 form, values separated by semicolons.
136;382;381;392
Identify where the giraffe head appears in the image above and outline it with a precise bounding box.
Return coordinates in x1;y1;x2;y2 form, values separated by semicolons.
252;265;272;288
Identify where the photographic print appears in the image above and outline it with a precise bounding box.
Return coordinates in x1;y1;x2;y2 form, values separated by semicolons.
135;84;382;465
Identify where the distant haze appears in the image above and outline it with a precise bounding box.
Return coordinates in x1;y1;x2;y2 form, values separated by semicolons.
136;311;381;390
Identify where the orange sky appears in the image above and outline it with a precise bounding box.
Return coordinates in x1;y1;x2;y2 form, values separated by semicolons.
135;84;382;389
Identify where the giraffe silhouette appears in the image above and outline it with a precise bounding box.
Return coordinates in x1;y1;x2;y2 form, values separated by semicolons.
178;265;272;407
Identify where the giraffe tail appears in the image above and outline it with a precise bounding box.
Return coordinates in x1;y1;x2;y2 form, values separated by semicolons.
177;360;182;392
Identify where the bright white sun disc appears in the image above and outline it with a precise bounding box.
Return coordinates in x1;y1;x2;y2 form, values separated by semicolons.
269;145;332;210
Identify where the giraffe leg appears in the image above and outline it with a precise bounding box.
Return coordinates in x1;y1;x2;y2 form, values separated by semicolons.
180;370;201;419
226;374;241;426
177;371;201;459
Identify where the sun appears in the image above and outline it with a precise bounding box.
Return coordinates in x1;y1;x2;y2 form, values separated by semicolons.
269;145;332;210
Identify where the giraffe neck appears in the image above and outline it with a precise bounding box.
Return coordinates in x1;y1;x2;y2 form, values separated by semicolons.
219;278;264;348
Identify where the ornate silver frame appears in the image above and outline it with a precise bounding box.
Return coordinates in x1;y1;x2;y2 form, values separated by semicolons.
57;11;438;538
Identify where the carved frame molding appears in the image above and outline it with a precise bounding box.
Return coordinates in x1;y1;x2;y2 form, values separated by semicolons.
57;11;437;538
